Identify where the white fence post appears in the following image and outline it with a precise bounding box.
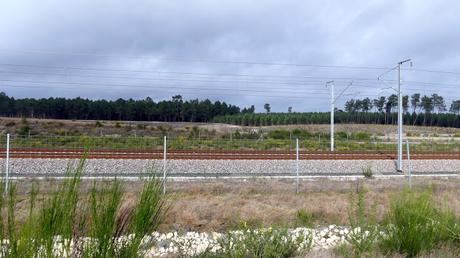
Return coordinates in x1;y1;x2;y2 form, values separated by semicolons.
5;133;10;194
163;135;167;195
296;138;299;194
406;139;412;189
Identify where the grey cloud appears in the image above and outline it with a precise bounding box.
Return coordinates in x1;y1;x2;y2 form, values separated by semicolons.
0;0;460;112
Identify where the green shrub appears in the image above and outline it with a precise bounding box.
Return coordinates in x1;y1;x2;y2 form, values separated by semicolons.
296;209;314;228
336;131;349;140
95;121;104;127
353;132;372;141
5;121;15;127
267;129;290;140
212;224;310;258
379;190;446;257
362;164;374;179
346;186;379;256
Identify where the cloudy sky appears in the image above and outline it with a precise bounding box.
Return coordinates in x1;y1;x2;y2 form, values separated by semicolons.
1;0;460;112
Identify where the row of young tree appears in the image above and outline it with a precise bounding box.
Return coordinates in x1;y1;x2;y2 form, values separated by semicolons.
0;93;248;122
214;93;460;127
212;112;460;127
344;93;460;114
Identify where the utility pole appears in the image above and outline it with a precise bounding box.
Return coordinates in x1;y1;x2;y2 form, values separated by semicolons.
326;81;335;151
326;81;353;152
397;59;411;172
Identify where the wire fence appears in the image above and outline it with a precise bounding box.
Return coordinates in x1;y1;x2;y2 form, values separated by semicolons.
1;134;460;152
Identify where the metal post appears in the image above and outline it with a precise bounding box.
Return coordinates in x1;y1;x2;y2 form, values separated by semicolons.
296;138;299;194
396;59;411;172
5;134;10;194
330;83;335;151
163;135;167;194
326;80;352;152
406;139;412;189
397;63;403;171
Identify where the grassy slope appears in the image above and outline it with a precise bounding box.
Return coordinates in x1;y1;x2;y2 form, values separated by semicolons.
2;117;460;138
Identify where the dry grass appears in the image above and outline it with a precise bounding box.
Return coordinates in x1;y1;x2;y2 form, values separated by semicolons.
7;177;460;233
163;178;460;232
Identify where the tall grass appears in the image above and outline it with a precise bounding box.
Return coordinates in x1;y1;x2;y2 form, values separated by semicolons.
379;189;460;257
118;174;169;257
345;186;379;257
0;159;168;257
83;180;123;257
336;186;460;258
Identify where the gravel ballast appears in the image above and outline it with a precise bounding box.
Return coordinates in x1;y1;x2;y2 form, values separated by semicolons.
1;158;460;176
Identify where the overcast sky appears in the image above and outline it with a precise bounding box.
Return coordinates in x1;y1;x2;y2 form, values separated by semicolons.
1;0;460;112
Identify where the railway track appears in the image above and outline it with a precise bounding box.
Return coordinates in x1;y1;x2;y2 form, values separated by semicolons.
1;148;460;160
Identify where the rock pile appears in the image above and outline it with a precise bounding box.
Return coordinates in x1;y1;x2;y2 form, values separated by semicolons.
145;225;353;257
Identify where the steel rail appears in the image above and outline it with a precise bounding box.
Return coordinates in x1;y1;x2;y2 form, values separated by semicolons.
1;148;459;160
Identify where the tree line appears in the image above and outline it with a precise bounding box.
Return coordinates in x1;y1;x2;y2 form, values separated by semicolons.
212;112;460;127
0;93;249;122
213;93;460;128
3;91;460;128
344;93;454;114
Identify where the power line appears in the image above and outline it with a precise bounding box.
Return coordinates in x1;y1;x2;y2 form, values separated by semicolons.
3;49;460;76
0;49;391;70
0;70;349;88
0;79;331;95
2;64;460;89
0;63;379;82
3;76;459;100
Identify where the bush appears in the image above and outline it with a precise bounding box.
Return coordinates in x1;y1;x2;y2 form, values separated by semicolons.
267;130;290;140
362;165;374;179
353;132;372;141
5;121;15;127
95;121;104;127
379;190;451;257
212;224;311;258
296;209;314;228
346;186;379;256
18;124;31;136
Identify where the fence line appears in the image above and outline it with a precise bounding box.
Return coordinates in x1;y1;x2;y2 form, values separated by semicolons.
163;135;167;195
1;133;460;153
296;138;299;194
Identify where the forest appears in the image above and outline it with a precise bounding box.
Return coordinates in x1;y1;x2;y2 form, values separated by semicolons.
0;93;245;122
2;92;460;127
